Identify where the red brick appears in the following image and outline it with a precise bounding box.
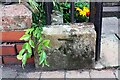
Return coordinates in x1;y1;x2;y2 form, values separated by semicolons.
27;57;34;64
3;56;21;64
16;43;23;53
3;56;34;64
0;31;25;42
0;44;16;56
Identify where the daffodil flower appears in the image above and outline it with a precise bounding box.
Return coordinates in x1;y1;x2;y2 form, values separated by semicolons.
75;7;82;12
83;7;90;13
75;6;90;17
79;10;86;16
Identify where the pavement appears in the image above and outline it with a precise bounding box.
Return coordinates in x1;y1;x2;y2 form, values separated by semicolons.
95;17;119;69
0;17;120;79
0;64;119;79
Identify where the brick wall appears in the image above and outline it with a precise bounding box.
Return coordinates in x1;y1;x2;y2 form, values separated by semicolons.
0;4;34;65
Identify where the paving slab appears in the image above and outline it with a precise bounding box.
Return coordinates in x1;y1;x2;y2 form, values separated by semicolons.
102;17;118;34
95;17;120;68
103;7;119;12
40;78;65;80
2;67;17;78
90;70;115;78
15;78;39;80
16;72;41;78
66;79;90;80
113;69;120;79
100;33;119;67
41;71;64;78
66;70;90;78
0;67;2;79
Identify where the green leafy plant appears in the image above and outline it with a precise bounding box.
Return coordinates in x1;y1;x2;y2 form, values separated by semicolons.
17;0;50;68
17;23;50;68
59;1;90;23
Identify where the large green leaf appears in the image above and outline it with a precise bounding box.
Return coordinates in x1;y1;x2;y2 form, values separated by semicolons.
22;43;32;54
20;34;31;41
22;53;28;66
39;37;43;42
27;53;32;58
22;43;27;49
43;40;50;47
37;32;41;39
17;55;23;60
39;51;46;65
29;39;35;48
19;49;25;55
38;44;42;53
44;59;49;67
26;43;32;54
33;27;39;37
25;28;34;35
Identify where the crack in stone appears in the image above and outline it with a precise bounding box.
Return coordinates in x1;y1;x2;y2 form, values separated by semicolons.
89;70;92;80
94;66;120;71
14;72;18;80
64;70;67;80
39;70;42;80
113;69;119;80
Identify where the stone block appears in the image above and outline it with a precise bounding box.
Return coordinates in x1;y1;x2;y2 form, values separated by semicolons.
0;4;32;31
34;23;96;70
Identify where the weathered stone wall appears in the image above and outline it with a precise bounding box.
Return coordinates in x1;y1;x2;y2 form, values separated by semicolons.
34;23;96;70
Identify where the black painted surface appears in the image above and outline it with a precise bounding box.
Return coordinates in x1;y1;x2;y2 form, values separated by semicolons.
70;2;74;24
44;2;52;25
90;2;103;61
94;2;103;61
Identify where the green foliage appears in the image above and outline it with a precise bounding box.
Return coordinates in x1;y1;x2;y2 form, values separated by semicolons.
17;24;50;67
17;0;50;68
75;1;89;9
28;0;46;25
55;1;90;23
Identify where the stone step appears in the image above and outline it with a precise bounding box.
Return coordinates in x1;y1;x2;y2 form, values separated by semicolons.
103;6;120;17
103;6;119;12
103;2;120;7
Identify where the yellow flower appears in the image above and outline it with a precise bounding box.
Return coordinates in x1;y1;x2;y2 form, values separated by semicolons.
79;10;86;16
83;7;90;13
75;7;82;12
76;7;90;17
